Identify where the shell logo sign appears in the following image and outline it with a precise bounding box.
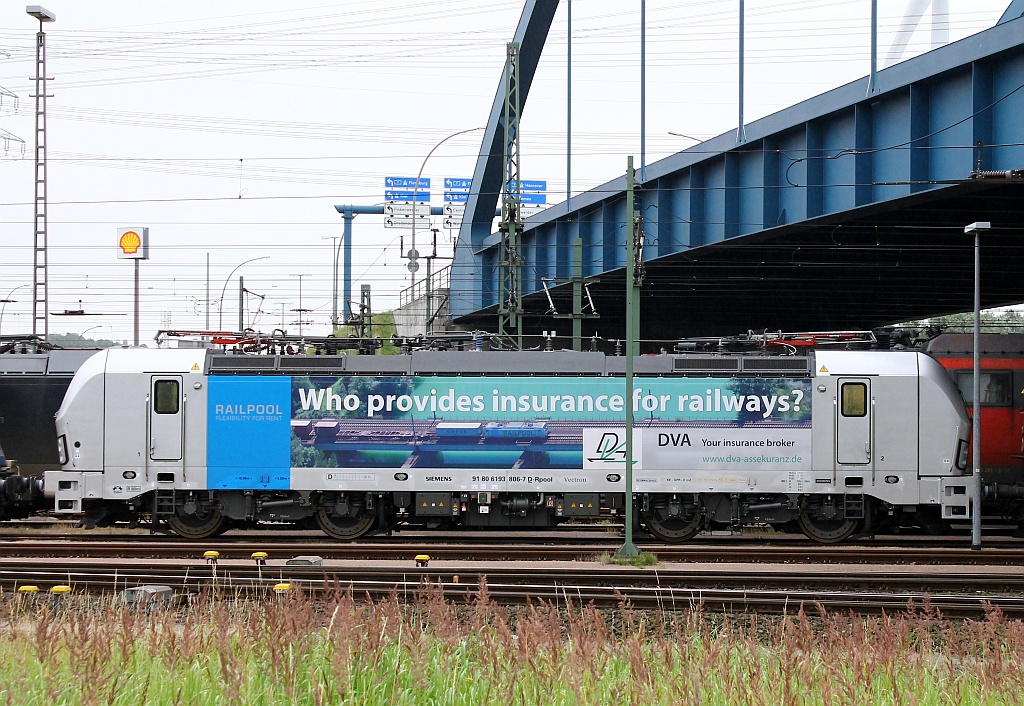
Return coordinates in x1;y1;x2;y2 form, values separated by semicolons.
119;230;141;254
116;227;150;260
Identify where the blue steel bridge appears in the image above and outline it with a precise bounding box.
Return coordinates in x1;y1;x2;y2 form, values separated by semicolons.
448;1;1024;342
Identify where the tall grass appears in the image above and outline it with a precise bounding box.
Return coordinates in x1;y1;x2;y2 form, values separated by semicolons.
2;584;1023;705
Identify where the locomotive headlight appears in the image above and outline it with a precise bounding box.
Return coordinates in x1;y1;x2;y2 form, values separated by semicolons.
956;439;969;472
56;435;68;466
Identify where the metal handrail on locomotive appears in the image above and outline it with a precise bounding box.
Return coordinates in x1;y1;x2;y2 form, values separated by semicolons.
45;344;971;543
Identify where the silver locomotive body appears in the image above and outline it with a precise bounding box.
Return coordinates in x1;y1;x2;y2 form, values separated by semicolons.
46;347;970;542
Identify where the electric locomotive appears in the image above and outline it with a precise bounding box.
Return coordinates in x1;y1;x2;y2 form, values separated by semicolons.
45;344;971;543
0;341;97;520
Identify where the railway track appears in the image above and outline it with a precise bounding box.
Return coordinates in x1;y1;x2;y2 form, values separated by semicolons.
3;558;1022;618
5;518;1020;543
4;536;1024;565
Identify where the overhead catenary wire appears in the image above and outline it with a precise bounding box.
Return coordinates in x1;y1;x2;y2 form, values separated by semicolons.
0;0;1012;342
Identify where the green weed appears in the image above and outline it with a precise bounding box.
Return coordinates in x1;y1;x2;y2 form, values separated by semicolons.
1;583;1022;704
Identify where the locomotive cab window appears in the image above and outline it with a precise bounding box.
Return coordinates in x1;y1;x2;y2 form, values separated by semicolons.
840;382;868;417
956;371;1012;406
153;380;180;414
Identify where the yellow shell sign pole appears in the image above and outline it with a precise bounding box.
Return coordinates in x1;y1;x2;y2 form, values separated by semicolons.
117;228;150;345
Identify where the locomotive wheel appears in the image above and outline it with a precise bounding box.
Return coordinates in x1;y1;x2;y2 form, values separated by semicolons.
643;501;703;543
797;510;859;543
315;508;375;540
167;507;227;539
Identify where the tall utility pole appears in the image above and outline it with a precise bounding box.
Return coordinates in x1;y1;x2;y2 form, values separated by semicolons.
290;273;309;337
497;41;523;349
616;156;643;559
323;236;342;330
27;6;55;339
966;221;990;551
737;0;748;141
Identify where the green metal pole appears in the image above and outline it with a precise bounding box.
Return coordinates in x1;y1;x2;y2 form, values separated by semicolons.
616;156;640;559
238;276;244;332
572;237;582;351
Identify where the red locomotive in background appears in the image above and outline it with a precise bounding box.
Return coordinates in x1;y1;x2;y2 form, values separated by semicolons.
924;333;1024;495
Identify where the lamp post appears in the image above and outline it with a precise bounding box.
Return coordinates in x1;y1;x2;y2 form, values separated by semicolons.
218;256;268;331
322;235;342;331
79;325;102;341
0;284;31;336
965;221;990;551
27;6;55;340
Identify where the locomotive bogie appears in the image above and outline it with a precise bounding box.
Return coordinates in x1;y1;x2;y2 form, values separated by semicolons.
45;347;972;543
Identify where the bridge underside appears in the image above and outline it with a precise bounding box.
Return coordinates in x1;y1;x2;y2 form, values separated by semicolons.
456;179;1024;342
450;3;1024;345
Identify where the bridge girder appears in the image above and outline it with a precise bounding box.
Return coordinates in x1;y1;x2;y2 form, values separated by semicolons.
452;7;1024;342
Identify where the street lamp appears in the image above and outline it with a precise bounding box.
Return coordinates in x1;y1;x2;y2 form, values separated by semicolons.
0;284;30;336
322;235;342;330
965;221;990;551
26;6;55;21
218;256;268;331
79;325;103;341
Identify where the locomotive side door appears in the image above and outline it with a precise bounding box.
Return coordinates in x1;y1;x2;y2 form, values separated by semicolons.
836;378;872;465
149;376;183;463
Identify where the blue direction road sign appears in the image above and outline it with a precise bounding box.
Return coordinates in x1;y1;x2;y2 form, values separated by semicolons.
520;192;547;205
385;177;430;189
385;190;430;202
445;177;472;190
444;191;469;203
505;179;547;192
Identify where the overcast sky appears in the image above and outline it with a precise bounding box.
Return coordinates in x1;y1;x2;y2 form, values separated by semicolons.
0;0;1012;343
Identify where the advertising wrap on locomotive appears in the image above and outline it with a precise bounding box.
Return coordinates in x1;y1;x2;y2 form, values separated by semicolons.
45;345;972;543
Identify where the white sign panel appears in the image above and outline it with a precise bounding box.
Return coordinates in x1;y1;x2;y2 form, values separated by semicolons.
385;203;431;217
384;217;429;229
116;227;150;260
642;427;810;472
582;427;810;472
